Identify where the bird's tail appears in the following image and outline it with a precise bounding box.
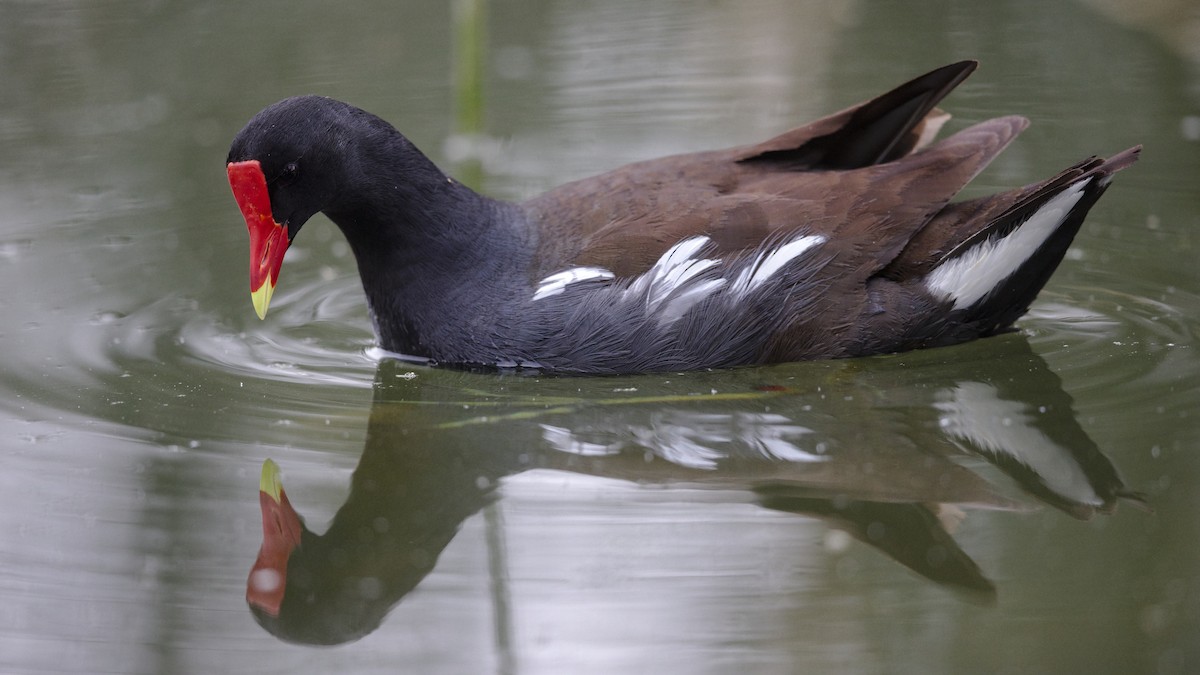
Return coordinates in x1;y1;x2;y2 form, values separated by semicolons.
921;146;1141;335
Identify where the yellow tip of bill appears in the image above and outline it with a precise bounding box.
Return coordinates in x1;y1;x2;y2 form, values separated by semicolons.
260;459;283;501
251;279;275;320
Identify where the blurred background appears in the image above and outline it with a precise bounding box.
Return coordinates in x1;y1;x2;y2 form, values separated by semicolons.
0;0;1198;673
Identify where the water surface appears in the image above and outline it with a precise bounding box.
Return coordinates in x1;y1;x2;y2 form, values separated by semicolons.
1;1;1198;673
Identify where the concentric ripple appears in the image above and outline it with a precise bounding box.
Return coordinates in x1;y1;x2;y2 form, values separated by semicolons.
93;274;381;390
176;277;379;388
1020;280;1198;417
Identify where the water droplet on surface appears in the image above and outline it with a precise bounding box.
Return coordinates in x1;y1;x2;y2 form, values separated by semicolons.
1181;115;1200;141
358;576;383;600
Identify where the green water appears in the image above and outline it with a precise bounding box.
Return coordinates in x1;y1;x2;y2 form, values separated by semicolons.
1;1;1198;673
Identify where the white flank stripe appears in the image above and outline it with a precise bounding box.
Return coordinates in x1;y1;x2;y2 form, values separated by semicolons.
532;266;614;300
925;180;1089;309
656;277;727;325
653;236;712;277
656;257;720;302
595;236;727;325
624;236;720;306
531;233;826;324
730;234;826;297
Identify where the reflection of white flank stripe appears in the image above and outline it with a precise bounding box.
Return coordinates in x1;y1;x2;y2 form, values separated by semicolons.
542;411;826;471
533;266;614;300
925;180;1089;309
729;235;826;297
540;423;622;456
936;381;1098;505
735;412;825;463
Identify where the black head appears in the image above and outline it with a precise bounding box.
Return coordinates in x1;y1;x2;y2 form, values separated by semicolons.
227;95;379;239
226;95;488;323
227;96;418;317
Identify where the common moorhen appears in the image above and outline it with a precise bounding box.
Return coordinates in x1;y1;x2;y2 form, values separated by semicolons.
226;61;1140;374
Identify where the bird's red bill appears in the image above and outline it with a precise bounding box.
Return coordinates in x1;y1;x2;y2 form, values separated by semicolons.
227;159;289;319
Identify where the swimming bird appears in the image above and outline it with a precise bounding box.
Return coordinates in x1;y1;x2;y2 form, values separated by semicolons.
226;60;1139;374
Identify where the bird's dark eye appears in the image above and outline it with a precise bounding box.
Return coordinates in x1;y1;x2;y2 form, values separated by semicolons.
278;161;300;184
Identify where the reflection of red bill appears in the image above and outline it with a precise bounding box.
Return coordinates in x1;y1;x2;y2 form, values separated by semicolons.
227;160;289;319
247;459;302;617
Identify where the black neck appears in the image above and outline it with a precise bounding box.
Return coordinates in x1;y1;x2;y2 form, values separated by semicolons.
323;131;531;358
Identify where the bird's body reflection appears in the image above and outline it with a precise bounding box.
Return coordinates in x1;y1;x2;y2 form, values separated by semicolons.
247;337;1144;645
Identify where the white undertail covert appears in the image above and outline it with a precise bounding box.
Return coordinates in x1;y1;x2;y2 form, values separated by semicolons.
924;180;1089;309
